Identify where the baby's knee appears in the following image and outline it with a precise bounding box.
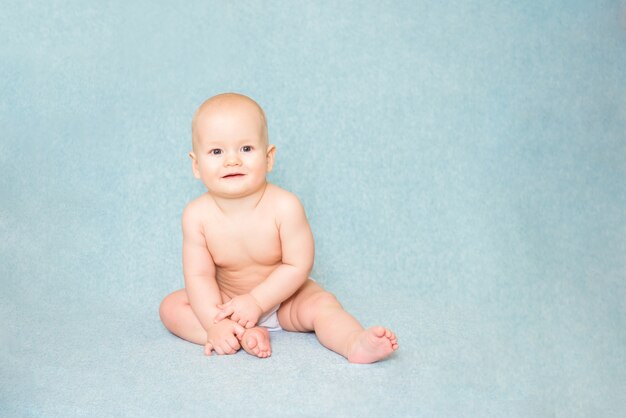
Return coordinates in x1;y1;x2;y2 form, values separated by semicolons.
159;296;172;324
159;291;182;325
310;291;341;310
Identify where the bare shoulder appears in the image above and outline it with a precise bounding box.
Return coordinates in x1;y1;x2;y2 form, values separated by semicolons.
265;183;304;209
182;194;212;226
264;183;307;220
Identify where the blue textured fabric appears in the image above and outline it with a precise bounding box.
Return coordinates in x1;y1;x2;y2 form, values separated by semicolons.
1;1;625;416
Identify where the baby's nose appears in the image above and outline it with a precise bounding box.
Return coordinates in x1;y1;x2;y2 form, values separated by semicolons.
224;152;241;166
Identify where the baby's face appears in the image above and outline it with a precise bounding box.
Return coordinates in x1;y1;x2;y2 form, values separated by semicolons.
190;100;275;199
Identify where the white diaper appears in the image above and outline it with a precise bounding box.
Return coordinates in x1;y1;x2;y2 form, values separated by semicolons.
258;304;282;332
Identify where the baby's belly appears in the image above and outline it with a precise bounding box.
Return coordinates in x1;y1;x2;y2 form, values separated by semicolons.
215;263;279;298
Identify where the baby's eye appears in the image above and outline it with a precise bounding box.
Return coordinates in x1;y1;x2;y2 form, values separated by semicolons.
241;145;253;152
210;149;222;155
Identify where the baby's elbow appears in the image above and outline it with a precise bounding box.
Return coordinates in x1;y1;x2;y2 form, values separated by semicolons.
301;236;315;276
284;260;312;282
299;258;314;281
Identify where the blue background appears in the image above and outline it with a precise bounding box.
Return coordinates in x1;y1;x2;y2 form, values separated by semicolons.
1;1;625;416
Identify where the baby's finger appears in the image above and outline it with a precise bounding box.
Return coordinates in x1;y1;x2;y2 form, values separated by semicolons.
214;307;235;323
220;342;236;355
245;321;254;329
216;300;231;310
233;323;246;339
214;345;225;356
226;335;241;352
204;343;213;356
221;307;236;319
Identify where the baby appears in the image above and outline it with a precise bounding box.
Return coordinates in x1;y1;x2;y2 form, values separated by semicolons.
159;93;398;363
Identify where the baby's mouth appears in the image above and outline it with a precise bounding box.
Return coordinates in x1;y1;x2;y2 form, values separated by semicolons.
222;173;245;179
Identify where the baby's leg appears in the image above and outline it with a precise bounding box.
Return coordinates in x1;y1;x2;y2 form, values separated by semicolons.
159;289;206;345
239;327;272;358
277;280;398;364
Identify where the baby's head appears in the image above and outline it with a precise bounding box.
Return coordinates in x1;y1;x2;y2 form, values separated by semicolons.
189;93;276;197
191;93;269;154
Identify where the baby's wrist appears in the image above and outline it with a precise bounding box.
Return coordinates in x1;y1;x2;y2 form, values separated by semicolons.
208;316;232;330
247;292;265;312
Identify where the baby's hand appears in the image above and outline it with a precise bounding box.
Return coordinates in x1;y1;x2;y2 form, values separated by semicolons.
214;294;263;329
204;319;245;356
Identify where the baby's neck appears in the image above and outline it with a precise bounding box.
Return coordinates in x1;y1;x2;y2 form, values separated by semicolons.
208;182;269;215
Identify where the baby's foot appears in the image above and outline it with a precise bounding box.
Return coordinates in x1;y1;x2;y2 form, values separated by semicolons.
347;326;398;364
240;327;272;358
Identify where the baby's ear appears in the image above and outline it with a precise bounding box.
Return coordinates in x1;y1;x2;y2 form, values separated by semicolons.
188;152;200;179
266;145;276;172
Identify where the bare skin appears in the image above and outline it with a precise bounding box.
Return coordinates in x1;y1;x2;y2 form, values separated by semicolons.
240;327;272;358
159;93;398;363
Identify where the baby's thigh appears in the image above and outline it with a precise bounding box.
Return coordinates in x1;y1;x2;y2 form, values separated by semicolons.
277;279;326;332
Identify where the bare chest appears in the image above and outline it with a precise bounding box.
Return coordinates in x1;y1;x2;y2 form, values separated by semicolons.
203;215;282;270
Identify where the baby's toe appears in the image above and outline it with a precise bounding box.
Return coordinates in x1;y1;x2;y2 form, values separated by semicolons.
246;336;259;350
372;326;386;338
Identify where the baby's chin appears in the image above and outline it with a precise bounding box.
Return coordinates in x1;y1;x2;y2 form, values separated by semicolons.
207;181;268;200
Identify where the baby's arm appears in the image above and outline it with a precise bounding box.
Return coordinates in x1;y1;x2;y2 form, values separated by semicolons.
250;193;314;312
182;203;244;353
